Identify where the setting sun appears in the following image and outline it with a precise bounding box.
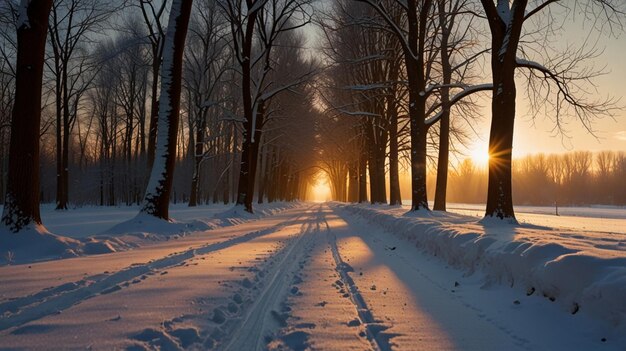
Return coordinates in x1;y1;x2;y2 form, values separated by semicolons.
469;142;490;166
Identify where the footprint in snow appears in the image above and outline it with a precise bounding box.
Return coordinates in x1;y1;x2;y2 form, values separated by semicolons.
212;308;226;324
347;319;361;327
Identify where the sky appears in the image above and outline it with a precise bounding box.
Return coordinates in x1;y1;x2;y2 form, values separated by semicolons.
302;2;626;160
493;27;626;158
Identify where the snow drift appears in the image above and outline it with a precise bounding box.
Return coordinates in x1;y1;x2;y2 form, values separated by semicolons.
338;203;626;330
0;202;300;265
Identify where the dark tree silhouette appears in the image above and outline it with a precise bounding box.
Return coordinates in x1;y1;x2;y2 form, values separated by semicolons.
479;0;623;220
1;0;54;232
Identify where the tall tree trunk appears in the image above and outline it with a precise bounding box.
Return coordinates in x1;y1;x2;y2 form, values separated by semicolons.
375;128;388;204
358;147;367;203
188;111;206;207
146;52;161;170
406;62;429;210
236;100;265;212
140;0;194;220
434;4;452;211
482;1;526;221
406;0;431;211
235;6;261;213
257;143;267;204
387;58;402;206
433;112;450;211
54;54;64;210
347;160;358;202
485;63;516;220
1;0;53;232
59;89;70;209
388;86;401;206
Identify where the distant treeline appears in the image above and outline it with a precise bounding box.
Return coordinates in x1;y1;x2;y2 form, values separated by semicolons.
442;151;626;206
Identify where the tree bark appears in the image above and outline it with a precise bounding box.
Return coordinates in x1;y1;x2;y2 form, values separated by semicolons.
485;63;516;219
434;3;452;211
146;44;162;170
388;77;401;206
188;110;206;207
235;4;260;213
406;0;431;211
358;147;368;203
236;99;265;212
481;0;527;220
433;112;450;211
347;160;358;202
1;0;54;232
140;0;194;220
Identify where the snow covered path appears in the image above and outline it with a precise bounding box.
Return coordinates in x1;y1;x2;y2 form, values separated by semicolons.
1;204;623;350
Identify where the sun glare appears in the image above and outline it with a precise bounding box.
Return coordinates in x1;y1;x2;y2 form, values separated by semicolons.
310;177;331;202
470;142;490;166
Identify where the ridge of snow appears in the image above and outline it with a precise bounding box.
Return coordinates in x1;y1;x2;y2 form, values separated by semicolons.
339;203;626;331
496;0;511;23
0;202;300;265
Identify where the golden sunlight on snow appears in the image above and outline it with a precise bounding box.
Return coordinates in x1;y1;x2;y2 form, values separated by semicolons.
335;233;457;350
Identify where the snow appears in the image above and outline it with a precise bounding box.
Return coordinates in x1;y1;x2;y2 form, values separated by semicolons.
343;83;388;91
338;109;381;118
445;202;626;235
1;203;625;350
0;224;81;263
341;203;626;335
496;0;511;23
0;202;299;265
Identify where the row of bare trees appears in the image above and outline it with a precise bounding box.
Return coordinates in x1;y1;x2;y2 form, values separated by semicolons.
0;0;319;233
316;0;624;221
446;151;626;206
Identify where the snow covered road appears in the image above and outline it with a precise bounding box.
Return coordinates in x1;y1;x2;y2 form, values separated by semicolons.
1;204;623;350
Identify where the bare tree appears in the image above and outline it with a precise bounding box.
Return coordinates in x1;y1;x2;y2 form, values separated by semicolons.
478;0;624;220
47;0;115;209
140;0;194;219
138;0;167;170
219;0;315;213
183;0;232;207
1;0;54;232
356;0;492;211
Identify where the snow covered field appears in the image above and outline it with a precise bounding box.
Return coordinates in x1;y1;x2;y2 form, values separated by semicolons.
443;203;626;235
1;203;625;350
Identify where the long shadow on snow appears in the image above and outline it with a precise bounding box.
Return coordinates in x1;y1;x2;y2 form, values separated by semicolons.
0;209;313;332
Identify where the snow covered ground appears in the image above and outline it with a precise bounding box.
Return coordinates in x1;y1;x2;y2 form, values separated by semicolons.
1;203;625;350
0;202;298;265
38;203;232;239
443;202;626;235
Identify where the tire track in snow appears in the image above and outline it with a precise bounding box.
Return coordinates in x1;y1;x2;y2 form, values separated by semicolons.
322;213;392;351
0;206;313;332
222;206;322;351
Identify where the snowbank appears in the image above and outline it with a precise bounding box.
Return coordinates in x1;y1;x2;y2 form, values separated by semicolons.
0;202;300;265
103;202;299;239
0;225;82;264
338;203;626;330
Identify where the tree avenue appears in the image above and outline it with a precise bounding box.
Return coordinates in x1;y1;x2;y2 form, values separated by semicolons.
0;0;623;237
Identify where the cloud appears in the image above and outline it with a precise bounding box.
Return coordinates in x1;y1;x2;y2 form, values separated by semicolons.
615;131;626;141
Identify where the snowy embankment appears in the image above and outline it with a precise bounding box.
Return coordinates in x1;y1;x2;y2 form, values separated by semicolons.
337;203;626;331
0;202;300;265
